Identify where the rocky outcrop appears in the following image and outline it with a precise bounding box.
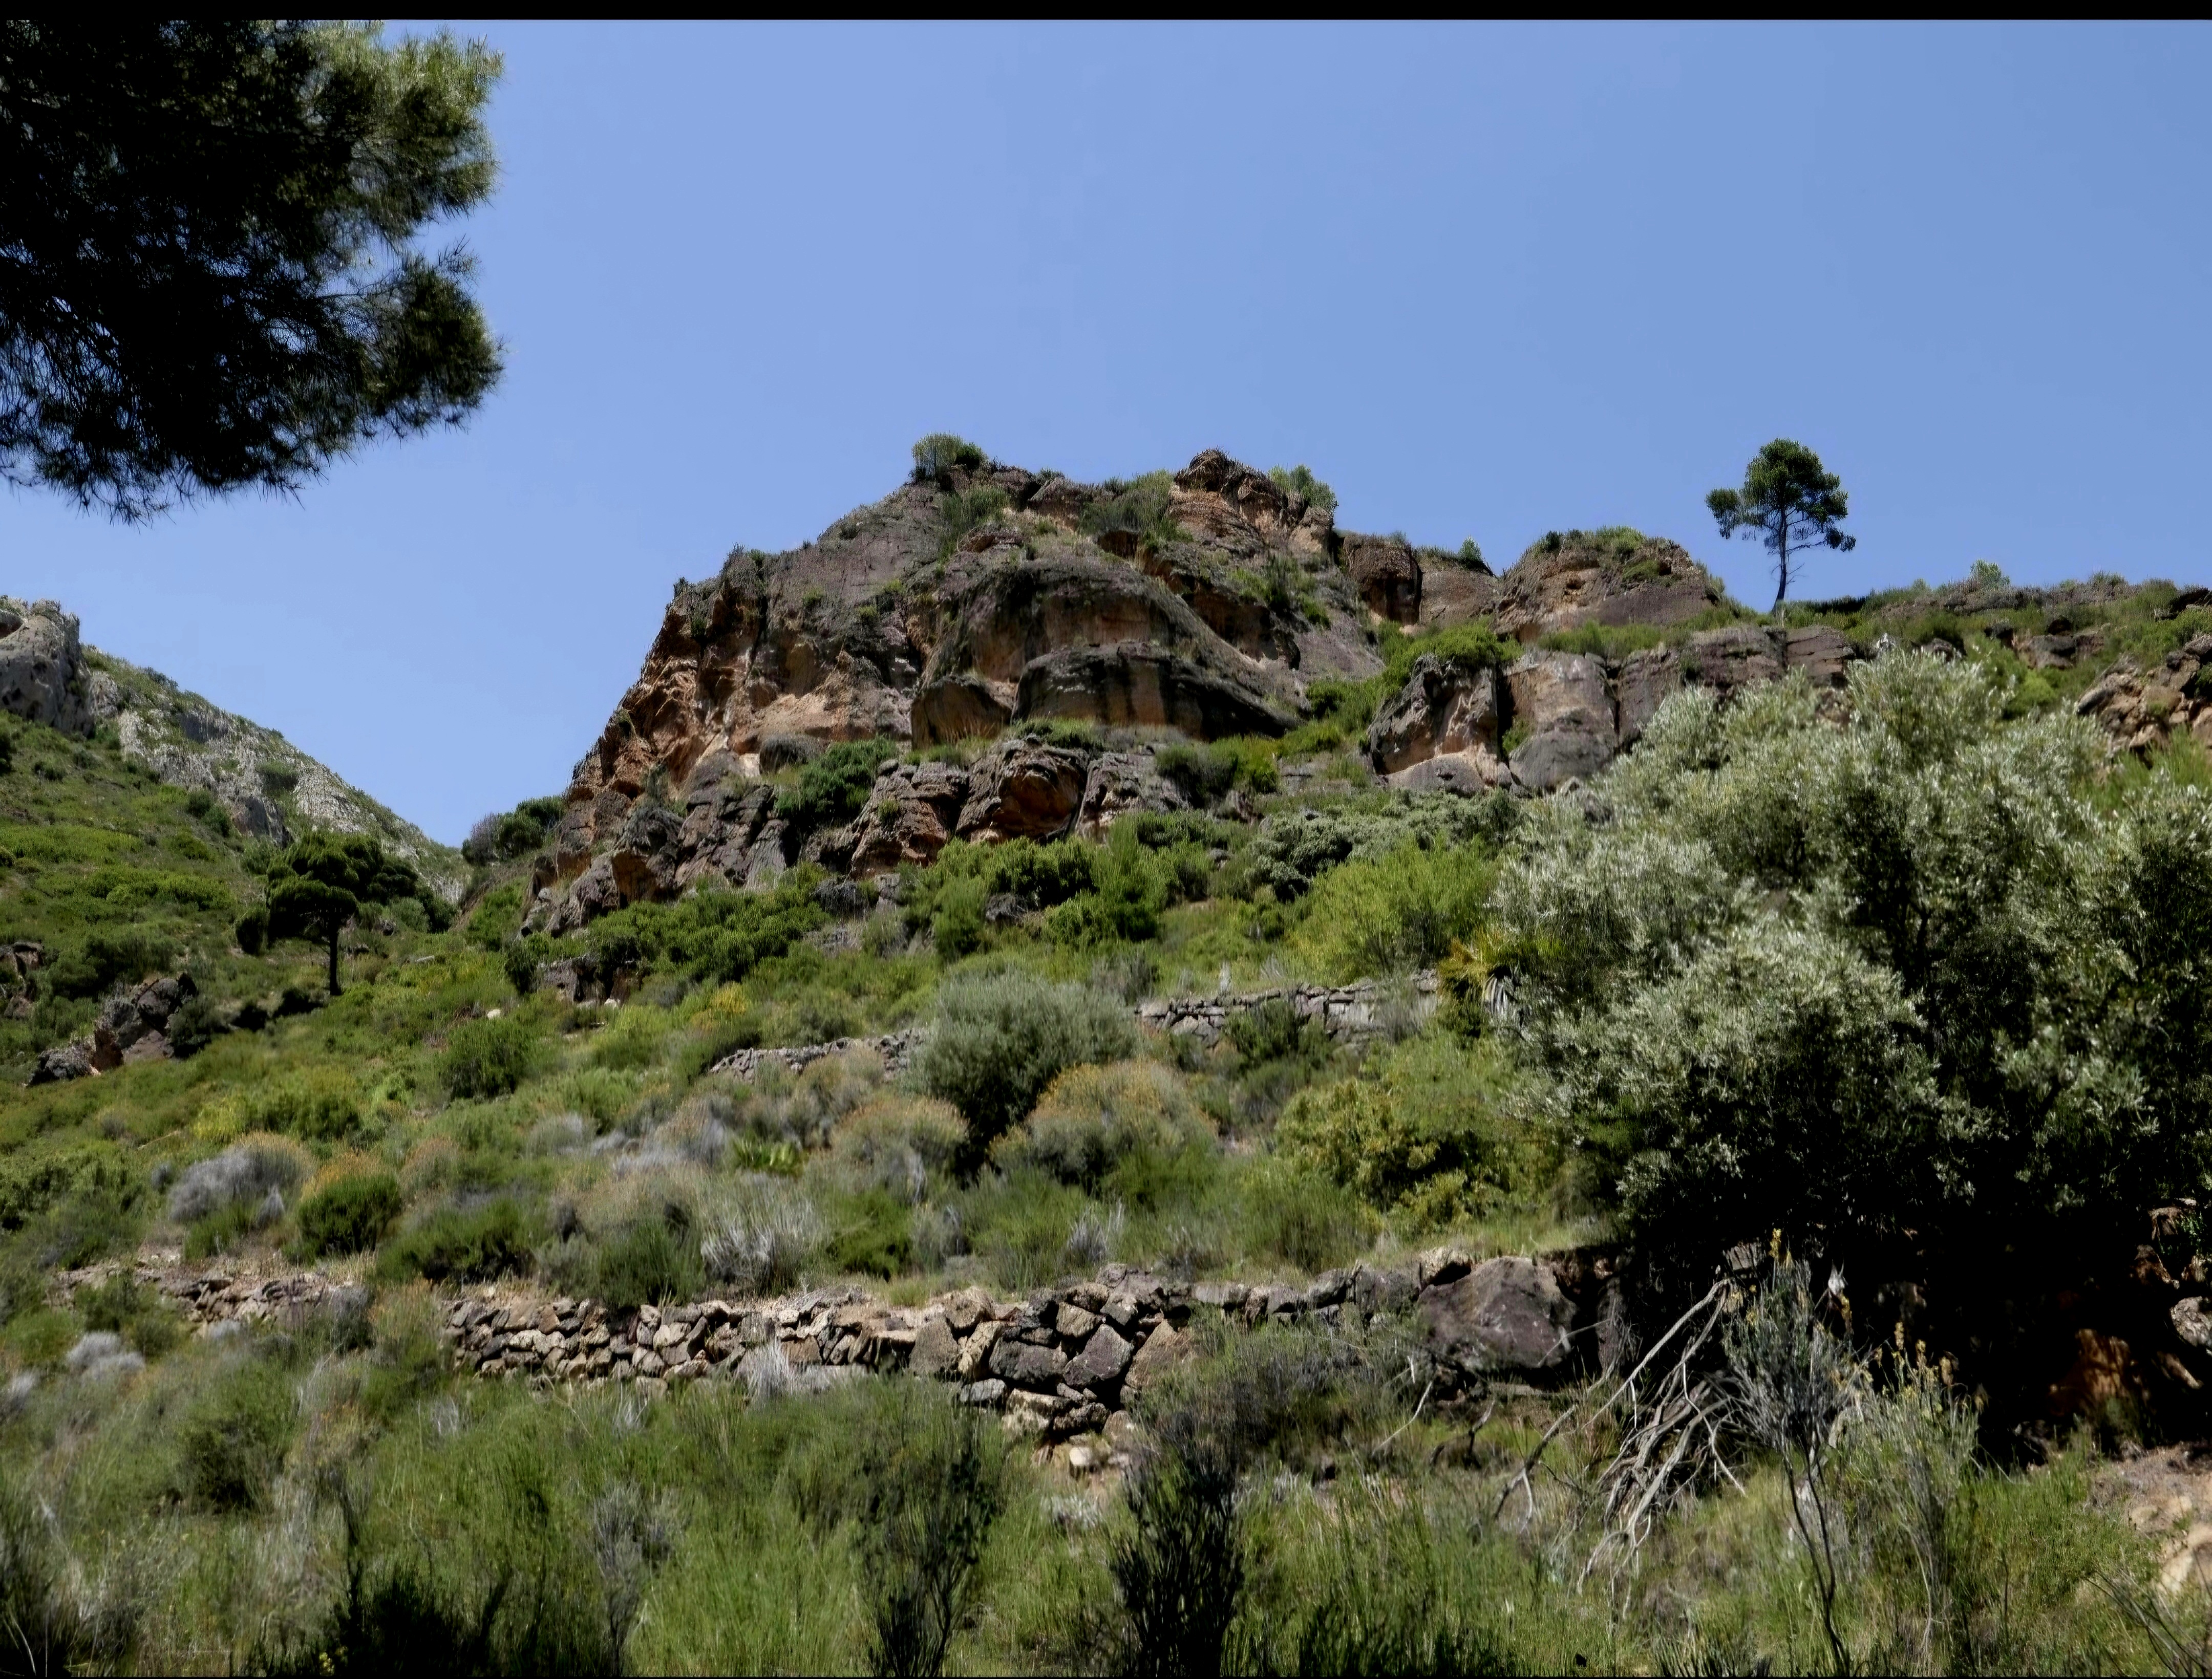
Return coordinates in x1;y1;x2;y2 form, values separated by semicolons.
1014;644;1295;741
0;601;459;889
2075;634;2212;755
93;974;196;1069
711;1030;927;1081
843;761;971;872
1367;622;1869;793
1342;534;1422;623
1507;651;1615;793
1135;974;1439;1048
1418;555;1503;629
561;449;1367;859
1166;449;1335;561
1418;1254;1577;1375
1075;751;1189;835
1490;532;1728;643
28;973;198;1083
954;738;1092;844
1366;656;1501;778
0;600;89;735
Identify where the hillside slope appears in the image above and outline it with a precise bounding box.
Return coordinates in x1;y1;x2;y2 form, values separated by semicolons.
0;597;460;894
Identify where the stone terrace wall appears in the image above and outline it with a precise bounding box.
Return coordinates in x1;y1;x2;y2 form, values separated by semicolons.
68;1245;1614;1447
1134;975;1438;1049
704;977;1440;1080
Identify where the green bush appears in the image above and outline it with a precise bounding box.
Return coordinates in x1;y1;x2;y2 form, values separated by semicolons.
1156;739;1278;806
591;876;828;986
1080;470;1178;546
1233;1165;1370;1273
776;739;899;842
1292;843;1493;981
1494;650;2212;1301
440;1015;537;1099
593;1208;707;1309
178;1361;295;1511
503;932;549;997
857;1391;1008;1679
1111;1403;1249;1676
932;875;987;960
45;926;176;999
0;1143;133;1233
1277;1036;1536;1229
295;1172;402;1258
916;972;1137;1172
1046;828;1165;949
251;1068;363;1141
378;1199;534;1284
994;1061;1210;1194
911;432;987;481
982;836;1095;906
465;881;524;951
236;905;269;954
75;1271;183;1357
822;1187;912;1279
1267;463;1337;512
1250;797;1511;900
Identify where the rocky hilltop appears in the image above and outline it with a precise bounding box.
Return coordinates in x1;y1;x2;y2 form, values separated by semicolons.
521;446;2210;938
0;597;461;895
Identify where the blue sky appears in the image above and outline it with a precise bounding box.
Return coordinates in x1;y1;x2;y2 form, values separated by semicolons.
8;22;2209;842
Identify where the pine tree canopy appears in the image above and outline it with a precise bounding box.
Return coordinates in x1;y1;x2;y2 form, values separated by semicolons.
0;20;504;520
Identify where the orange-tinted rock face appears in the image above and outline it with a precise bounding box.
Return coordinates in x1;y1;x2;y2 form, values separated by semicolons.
562;451;1360;855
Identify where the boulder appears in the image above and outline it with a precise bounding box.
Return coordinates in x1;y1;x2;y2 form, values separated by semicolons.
93;973;195;1067
1014;643;1295;741
910;1316;963;1380
1366;655;1501;774
1613;645;1682;748
28;1039;96;1085
1168;449;1321;556
0;600;90;736
910;674;1014;750
1506;651;1615;792
1342;534;1422;623
956;738;1092;844
1075;751;1189;836
2175;1297;2212;1354
546;858;622;935
1384;752;1508;795
1783;624;1855;689
607;801;684;905
1682;625;1782;700
987;1336;1069;1390
1419;561;1504;630
1122;1321;1190;1399
1066;1322;1134;1390
844;761;970;871
1419;1255;1577;1376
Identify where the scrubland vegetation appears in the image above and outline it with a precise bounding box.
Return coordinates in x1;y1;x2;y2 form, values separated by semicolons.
2;646;2208;1673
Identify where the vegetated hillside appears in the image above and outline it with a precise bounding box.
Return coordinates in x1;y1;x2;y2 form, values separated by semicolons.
0;597;460;886
4;456;2212;1673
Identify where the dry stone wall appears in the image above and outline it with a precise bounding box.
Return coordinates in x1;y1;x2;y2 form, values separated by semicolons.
1134;975;1438;1049
66;1246;1616;1444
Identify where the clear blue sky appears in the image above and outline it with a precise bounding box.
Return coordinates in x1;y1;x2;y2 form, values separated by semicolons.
8;22;2209;843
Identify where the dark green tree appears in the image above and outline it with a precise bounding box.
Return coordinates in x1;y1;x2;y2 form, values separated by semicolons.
1706;439;1855;615
265;834;420;996
0;21;503;520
